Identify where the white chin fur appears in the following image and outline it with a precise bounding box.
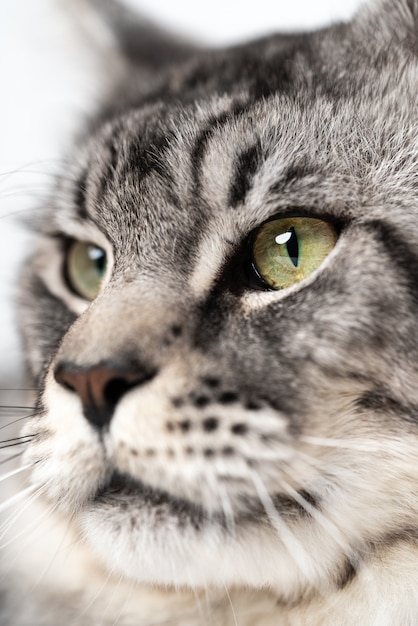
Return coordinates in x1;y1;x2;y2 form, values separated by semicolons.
80;506;310;594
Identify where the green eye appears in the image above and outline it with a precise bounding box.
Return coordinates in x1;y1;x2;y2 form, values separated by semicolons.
66;241;107;301
252;217;337;290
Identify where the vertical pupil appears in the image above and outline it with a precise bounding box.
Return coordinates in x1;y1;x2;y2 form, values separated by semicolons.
286;227;299;267
96;254;106;275
87;246;106;276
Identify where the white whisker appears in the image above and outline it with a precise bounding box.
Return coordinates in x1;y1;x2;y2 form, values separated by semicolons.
0;500;65;588
71;567;114;624
206;470;236;536
217;482;236;537
0;485;45;542
0;452;25;466
31;510;74;590
0;449;25;458
280;478;354;561
0;464;32;484
224;585;239;626
249;470;317;582
97;572;124;626
0;483;37;515
109;576;135;626
0;499;56;553
300;434;402;453
189;571;214;626
0;415;36;431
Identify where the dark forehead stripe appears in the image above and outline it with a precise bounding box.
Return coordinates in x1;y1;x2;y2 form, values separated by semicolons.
92;123;183;218
74;169;88;220
268;162;318;198
228;140;262;208
122;128;183;212
123;129;177;182
91;131;121;210
191;100;253;199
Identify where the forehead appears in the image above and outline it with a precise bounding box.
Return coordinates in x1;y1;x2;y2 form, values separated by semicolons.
50;25;418;264
77;91;416;227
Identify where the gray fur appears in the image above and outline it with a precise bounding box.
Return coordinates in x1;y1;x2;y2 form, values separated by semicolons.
2;0;418;623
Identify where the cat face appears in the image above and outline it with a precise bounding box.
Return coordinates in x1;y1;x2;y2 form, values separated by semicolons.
19;0;418;601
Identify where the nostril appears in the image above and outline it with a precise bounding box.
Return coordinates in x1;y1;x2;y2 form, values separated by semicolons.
102;367;158;407
54;365;77;393
53;360;158;429
60;380;76;393
104;378;135;407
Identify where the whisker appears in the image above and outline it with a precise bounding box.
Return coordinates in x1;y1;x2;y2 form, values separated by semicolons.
0;415;36;431
30;508;74;590
109;576;136;626
0;412;35;421
0;441;33;451
0;207;51;221
0;498;64;585
0;158;70;178
0;452;25;466
280;478;354;563
71;566;115;624
249;470;318;584
0;490;51;550
0;484;38;515
0;483;45;541
300;434;404;453
189;576;209;626
224;585;239;626
0;435;36;450
0;389;36;392
0;187;53;200
99;573;124;626
203;470;235;535
216;482;236;537
0;436;36;444
0;464;31;484
0;406;35;411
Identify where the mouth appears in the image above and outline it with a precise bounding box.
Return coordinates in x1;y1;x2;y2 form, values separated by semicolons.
93;470;313;528
94;470;209;527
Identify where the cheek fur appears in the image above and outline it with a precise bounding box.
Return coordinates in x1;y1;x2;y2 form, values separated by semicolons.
5;0;418;624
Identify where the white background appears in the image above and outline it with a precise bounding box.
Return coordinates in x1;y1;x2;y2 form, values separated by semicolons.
0;0;365;382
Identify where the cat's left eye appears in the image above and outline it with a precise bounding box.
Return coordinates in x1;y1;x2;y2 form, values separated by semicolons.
65;240;107;301
252;216;338;290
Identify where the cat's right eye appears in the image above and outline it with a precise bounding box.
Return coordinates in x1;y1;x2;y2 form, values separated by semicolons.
65;240;107;301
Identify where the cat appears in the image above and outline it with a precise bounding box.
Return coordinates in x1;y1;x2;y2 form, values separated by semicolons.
1;0;418;623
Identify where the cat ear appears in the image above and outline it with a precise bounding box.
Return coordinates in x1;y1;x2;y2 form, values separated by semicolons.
381;0;418;29
359;0;418;44
77;0;199;69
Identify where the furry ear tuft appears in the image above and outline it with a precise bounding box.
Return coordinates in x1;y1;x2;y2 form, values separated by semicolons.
355;0;418;51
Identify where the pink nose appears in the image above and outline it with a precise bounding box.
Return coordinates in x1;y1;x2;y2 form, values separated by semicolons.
54;361;157;429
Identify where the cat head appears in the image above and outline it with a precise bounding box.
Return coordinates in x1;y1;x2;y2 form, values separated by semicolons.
19;0;418;600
